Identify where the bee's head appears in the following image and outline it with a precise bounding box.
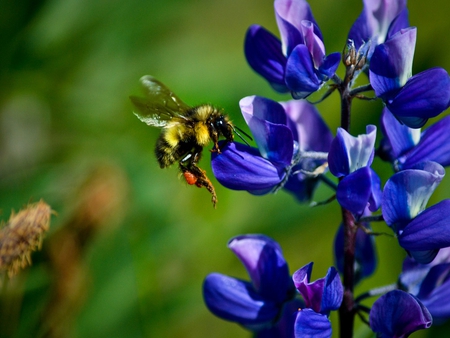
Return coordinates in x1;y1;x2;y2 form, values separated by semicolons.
208;110;252;147
213;115;234;142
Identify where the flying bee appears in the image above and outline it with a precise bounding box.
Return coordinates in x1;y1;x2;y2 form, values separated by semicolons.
130;75;251;207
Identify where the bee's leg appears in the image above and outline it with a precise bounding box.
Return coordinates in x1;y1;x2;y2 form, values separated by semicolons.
209;130;221;153
179;149;218;208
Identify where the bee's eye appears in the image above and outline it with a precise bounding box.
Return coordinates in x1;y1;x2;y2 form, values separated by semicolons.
214;117;225;129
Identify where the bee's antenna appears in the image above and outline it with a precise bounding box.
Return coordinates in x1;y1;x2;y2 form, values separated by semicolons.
232;126;253;146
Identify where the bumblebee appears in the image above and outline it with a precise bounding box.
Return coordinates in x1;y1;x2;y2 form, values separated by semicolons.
130;75;250;207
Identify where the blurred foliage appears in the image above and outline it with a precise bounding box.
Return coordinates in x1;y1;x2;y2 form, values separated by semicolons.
1;0;450;337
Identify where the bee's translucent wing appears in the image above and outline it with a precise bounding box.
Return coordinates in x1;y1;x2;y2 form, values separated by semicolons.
130;75;190;127
130;96;174;127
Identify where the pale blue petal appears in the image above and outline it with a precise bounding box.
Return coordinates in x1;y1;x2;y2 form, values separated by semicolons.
369;27;416;98
274;0;320;55
382;162;444;232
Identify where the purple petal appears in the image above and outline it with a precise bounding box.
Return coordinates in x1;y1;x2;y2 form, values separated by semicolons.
400;248;450;296
387;68;450;126
382;162;445;231
244;25;288;93
348;0;408;50
369;290;432;338
347;6;373;50
418;264;450;320
369;27;416;98
416;263;450;299
407;250;440;265
211;142;284;191
386;8;410;40
379;107;420;162
300;20;325;68
240;96;294;166
278;100;332;202
366;169;382;213
399;200;450;252
203;273;280;326
256;299;303;338
285;44;321;99
328;125;376;177
318;52;341;78
293;262;322;313
240;95;288;126
251;119;293;166
392;113;429;130
274;0;320;55
400;249;450;320
294;309;332;338
292;262;313;286
228;235;294;304
336;167;381;219
401;115;450;169
292;265;343;317
280;99;333;152
320;267;343;314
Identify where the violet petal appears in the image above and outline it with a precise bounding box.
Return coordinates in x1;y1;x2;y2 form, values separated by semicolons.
380;107;420;161
274;0;320;55
328;125;376;177
399;199;450;252
402;115;450;169
369;290;432;337
285;44;321;99
381;162;444;231
211;142;284;191
369;27;416;98
336;167;381;219
281;99;333;152
387;68;450;126
320;267;343;314
244;25;288;93
293;262;325;314
348;0;408;50
294;309;332;338
228;235;294;304
203;273;280;326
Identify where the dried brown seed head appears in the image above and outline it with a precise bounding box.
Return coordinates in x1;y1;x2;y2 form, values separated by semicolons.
0;200;52;277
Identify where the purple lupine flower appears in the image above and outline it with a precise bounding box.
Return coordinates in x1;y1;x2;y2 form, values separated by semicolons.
328;125;382;219
245;0;340;98
292;263;343;338
334;221;377;285
348;0;409;54
369;289;432;337
203;235;299;336
379;108;450;170
399;248;450;323
381;161;450;264
369;27;450;128
211;96;332;202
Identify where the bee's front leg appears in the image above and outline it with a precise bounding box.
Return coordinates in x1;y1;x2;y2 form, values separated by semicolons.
209;132;221;153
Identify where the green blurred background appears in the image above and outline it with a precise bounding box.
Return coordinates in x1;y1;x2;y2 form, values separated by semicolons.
1;0;450;337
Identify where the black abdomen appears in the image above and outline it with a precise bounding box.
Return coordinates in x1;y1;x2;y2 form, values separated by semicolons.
155;135;195;168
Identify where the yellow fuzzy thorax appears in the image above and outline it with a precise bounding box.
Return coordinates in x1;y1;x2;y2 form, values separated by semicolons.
194;122;211;146
164;120;212;147
195;105;217;121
